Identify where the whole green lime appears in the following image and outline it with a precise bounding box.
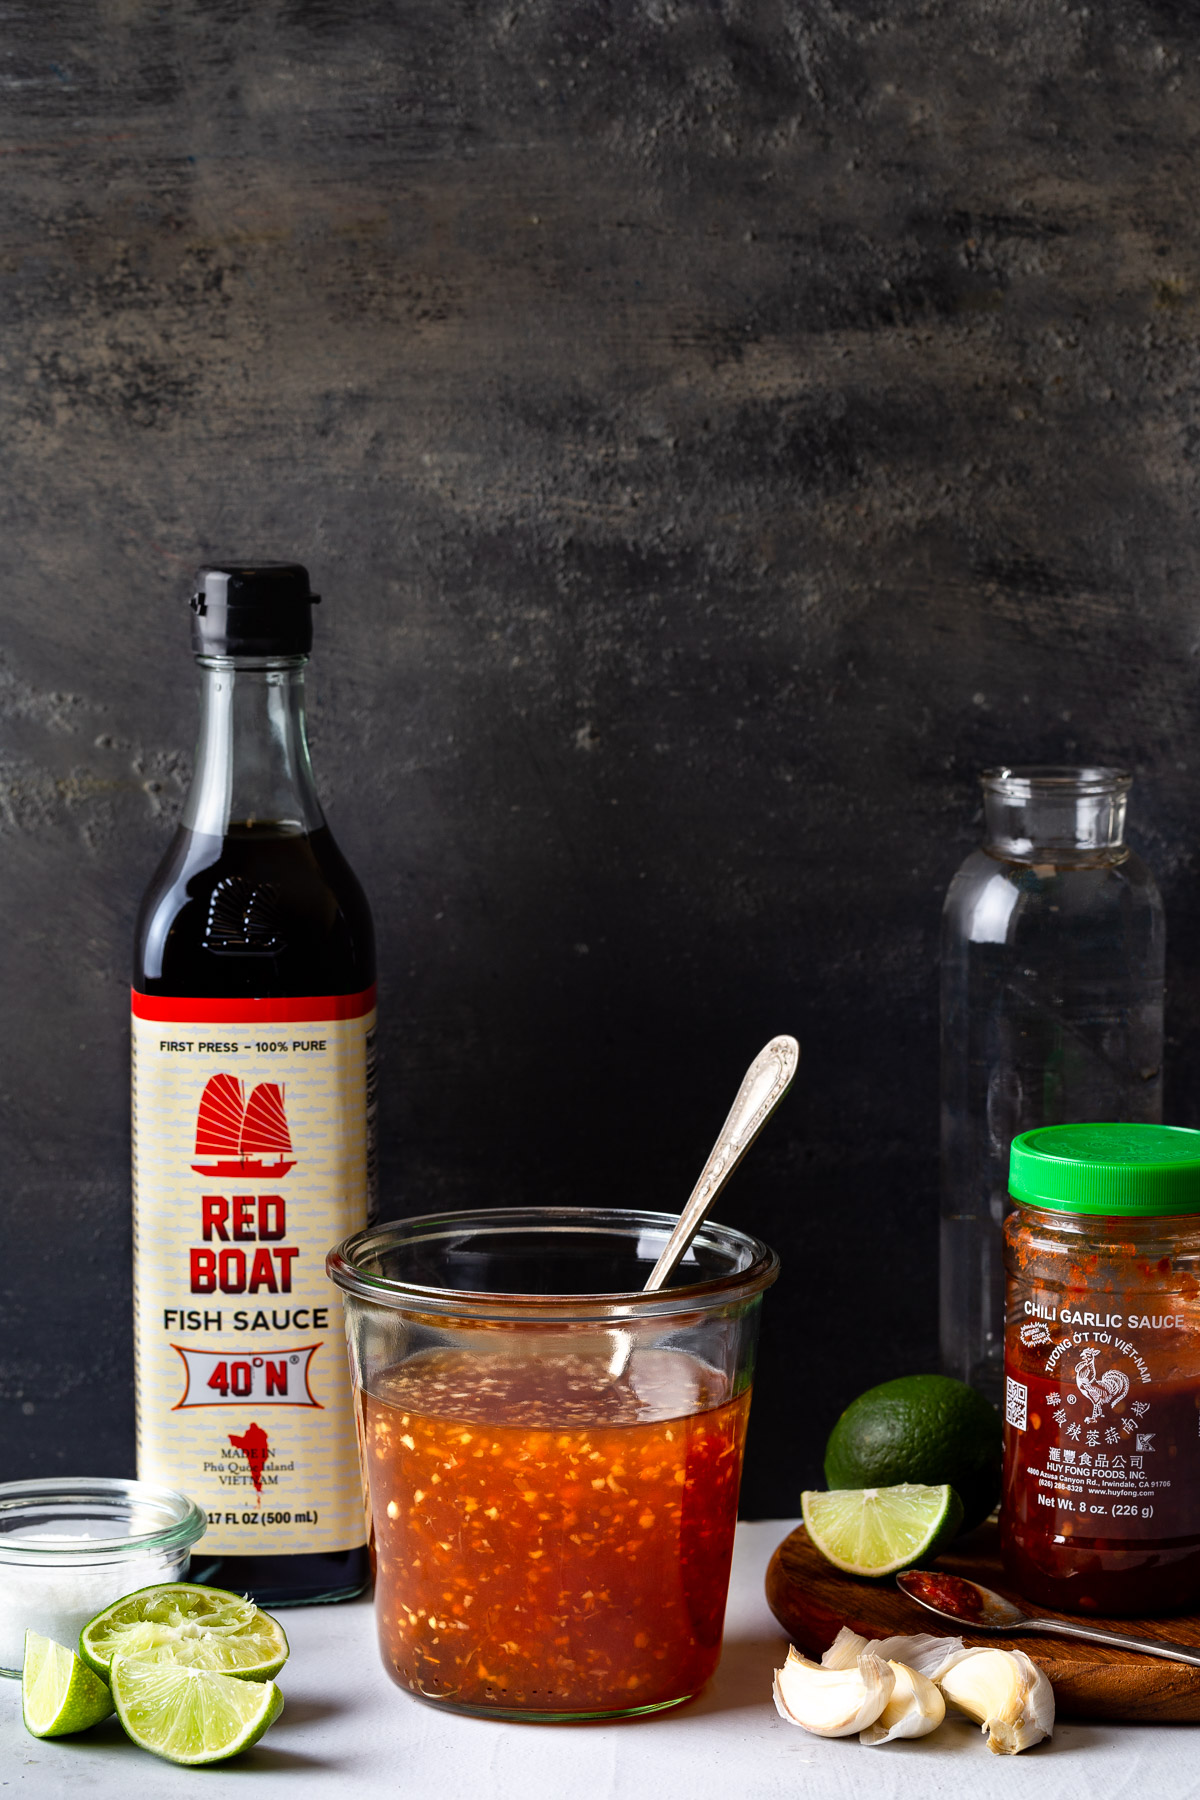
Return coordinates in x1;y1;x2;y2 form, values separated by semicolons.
823;1374;1002;1533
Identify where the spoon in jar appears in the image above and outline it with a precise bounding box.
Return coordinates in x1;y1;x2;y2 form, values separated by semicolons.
897;1569;1200;1669
607;1034;800;1378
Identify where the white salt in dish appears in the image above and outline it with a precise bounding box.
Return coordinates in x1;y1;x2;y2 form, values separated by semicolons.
0;1477;206;1675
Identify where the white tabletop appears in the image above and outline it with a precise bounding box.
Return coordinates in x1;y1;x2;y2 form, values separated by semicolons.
3;1521;1198;1796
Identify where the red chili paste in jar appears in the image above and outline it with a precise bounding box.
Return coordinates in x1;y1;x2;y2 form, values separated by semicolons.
1002;1124;1200;1616
361;1347;749;1715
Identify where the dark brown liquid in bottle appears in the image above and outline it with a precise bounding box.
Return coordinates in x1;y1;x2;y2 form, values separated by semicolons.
135;819;375;1606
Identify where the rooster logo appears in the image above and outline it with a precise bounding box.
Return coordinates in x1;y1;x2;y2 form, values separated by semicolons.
1075;1346;1131;1423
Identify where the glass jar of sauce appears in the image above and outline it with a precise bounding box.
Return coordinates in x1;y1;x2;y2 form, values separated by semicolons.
328;1207;777;1721
1002;1123;1200;1615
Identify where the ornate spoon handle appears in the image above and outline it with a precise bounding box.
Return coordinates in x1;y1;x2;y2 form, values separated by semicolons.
642;1035;800;1292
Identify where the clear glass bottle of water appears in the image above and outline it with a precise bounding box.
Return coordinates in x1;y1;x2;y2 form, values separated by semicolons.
940;767;1164;1404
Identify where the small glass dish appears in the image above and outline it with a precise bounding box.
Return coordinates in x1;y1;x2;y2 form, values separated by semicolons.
0;1477;206;1677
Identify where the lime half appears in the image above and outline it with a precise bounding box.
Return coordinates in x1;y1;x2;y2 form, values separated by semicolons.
824;1374;1002;1532
802;1482;964;1577
22;1631;114;1738
80;1583;289;1681
111;1654;283;1765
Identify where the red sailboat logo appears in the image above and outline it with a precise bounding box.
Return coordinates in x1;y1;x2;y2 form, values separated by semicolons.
190;1074;296;1179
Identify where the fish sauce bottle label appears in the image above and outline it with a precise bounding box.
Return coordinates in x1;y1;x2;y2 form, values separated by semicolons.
133;565;377;1596
132;988;375;1556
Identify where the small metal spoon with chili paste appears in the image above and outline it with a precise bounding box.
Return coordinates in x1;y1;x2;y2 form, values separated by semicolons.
897;1569;1200;1669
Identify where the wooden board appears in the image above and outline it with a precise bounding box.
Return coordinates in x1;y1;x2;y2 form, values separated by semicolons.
765;1522;1200;1722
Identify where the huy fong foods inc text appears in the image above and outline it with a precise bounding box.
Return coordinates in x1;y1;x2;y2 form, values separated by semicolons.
163;1192;330;1336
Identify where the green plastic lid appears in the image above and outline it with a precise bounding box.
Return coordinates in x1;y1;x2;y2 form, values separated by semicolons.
1009;1123;1200;1215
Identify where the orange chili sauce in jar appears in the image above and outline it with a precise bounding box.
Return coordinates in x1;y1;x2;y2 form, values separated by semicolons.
362;1347;749;1718
1002;1124;1200;1616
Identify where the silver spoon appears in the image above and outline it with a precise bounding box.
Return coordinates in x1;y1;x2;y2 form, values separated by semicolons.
897;1569;1200;1670
607;1034;800;1377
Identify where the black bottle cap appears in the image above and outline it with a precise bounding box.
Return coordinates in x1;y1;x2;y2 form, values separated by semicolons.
189;563;321;657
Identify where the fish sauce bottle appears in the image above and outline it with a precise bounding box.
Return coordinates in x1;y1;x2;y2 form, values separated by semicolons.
133;564;376;1605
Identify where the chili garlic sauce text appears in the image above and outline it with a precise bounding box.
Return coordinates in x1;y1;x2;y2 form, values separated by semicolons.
362;1347;749;1715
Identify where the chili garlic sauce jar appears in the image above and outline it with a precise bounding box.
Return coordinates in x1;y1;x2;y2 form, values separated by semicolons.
1002;1124;1200;1616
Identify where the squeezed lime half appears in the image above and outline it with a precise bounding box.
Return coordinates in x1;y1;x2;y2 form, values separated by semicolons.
80;1582;289;1681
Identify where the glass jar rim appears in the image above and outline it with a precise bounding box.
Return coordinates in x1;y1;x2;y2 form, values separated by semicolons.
327;1206;780;1322
0;1477;207;1565
981;764;1131;796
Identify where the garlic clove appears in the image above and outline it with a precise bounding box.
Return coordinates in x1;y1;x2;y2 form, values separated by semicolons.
773;1645;894;1737
822;1625;966;1681
819;1627;874;1670
938;1647;1054;1754
860;1660;946;1745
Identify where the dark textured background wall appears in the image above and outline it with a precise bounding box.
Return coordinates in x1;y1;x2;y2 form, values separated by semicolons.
3;1;1200;1516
